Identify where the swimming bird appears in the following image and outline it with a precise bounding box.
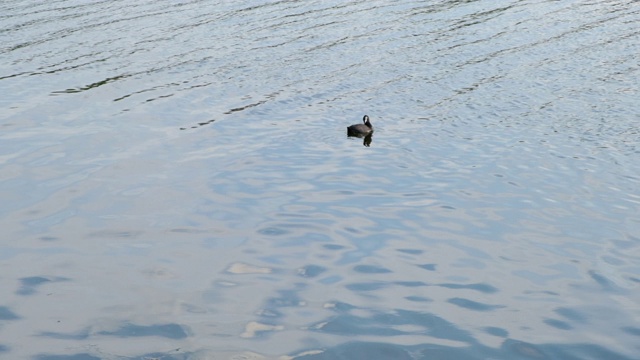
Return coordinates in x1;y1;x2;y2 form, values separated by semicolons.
347;115;373;137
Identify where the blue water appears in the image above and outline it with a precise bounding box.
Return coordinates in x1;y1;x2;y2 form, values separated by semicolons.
1;0;639;359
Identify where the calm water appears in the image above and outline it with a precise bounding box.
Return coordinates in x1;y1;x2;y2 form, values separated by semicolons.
1;0;639;359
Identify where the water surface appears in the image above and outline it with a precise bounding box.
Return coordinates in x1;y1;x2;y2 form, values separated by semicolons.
1;0;639;359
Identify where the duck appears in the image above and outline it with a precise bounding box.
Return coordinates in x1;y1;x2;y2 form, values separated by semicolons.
347;115;373;137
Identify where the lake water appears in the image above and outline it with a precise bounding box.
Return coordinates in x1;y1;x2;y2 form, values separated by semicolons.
1;0;639;359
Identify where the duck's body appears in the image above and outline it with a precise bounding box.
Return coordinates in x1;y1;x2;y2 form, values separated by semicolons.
347;115;373;136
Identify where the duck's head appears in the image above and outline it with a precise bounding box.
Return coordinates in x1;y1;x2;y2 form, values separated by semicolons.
363;115;370;125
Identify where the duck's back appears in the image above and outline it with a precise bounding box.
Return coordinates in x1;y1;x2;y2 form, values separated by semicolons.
347;123;372;135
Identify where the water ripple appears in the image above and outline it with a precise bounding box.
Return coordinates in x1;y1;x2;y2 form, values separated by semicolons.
1;0;639;359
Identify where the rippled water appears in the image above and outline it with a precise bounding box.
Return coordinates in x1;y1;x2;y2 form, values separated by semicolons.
1;0;639;359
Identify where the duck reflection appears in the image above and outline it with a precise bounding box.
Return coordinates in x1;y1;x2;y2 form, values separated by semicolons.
347;132;373;147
